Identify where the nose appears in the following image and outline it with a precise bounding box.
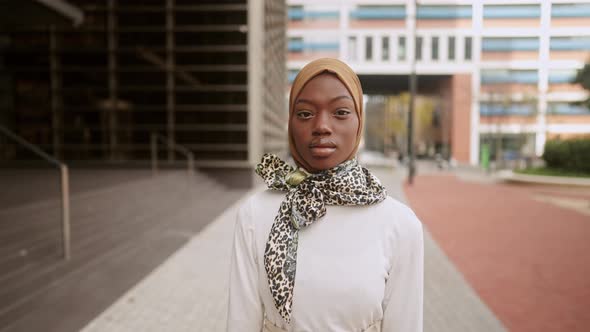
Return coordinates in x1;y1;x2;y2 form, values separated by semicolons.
312;111;332;136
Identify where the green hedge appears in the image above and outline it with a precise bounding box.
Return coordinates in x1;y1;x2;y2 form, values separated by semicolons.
543;137;590;173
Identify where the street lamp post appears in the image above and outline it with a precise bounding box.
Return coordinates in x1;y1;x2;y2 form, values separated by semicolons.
407;0;417;184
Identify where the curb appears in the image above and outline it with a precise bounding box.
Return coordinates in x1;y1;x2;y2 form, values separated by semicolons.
495;170;590;187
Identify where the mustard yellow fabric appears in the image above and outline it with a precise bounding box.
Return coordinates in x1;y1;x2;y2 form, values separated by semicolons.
288;58;364;172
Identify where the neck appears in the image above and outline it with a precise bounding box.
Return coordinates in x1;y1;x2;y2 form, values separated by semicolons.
298;158;358;176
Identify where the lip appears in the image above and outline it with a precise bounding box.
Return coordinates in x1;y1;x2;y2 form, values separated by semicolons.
309;140;337;158
309;146;336;158
309;139;336;148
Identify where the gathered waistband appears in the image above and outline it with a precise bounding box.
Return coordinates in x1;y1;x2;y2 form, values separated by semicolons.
262;318;285;332
262;318;381;332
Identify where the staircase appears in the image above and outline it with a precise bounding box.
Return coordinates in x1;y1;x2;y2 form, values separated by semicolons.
0;169;245;332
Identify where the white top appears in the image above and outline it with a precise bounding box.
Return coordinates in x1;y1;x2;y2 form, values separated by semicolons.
226;189;424;332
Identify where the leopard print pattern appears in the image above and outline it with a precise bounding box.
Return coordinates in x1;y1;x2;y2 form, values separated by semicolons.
255;153;387;323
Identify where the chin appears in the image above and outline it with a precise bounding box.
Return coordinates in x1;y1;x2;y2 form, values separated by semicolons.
307;157;341;172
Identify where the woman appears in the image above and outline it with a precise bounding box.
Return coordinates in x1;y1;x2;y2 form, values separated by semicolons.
227;58;423;332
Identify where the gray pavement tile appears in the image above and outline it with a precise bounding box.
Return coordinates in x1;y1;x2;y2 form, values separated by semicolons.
82;168;506;332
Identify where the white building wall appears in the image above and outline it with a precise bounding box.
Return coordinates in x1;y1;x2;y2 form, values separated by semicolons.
287;0;590;165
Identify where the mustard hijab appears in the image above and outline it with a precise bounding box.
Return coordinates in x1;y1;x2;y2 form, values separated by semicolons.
288;58;364;172
254;60;385;323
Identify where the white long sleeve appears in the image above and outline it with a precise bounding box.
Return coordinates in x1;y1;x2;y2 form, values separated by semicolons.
226;199;264;332
381;208;424;332
226;190;424;332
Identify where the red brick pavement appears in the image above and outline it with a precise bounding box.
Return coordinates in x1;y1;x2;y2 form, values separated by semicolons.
404;174;590;332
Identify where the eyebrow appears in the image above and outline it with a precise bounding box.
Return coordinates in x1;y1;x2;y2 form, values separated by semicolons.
295;95;353;105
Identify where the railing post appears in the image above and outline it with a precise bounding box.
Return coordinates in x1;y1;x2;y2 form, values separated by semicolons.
60;164;71;260
187;152;195;178
151;132;158;176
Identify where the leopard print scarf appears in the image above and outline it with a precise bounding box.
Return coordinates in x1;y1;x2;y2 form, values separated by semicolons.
255;153;387;323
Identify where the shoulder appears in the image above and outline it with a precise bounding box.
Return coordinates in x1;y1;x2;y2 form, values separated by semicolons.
238;189;284;214
378;196;423;239
235;189;285;228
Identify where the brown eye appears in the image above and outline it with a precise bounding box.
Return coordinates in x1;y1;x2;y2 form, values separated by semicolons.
335;109;351;116
296;110;313;119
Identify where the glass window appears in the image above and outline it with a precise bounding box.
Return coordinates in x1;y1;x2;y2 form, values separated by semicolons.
308;42;339;51
548;102;590;115
382;36;390;61
288;37;304;53
366;36;373;61
480;69;538;84
464;37;472;60
482;37;539;51
288;37;338;53
288;6;339;21
398;36;406;61
304;11;339;21
348;36;357;62
351;5;406;20
417;5;472;19
480;133;535;161
550;36;590;51
448;37;456;60
415;36;423;61
288;5;304;21
288;70;299;83
432;37;439;60
552;3;590;18
480;102;536;116
483;5;541;18
548;69;578;84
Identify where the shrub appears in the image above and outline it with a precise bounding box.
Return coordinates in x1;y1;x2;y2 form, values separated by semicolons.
542;137;590;173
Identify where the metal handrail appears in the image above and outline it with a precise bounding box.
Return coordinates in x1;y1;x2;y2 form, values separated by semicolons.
0;125;71;260
150;132;195;178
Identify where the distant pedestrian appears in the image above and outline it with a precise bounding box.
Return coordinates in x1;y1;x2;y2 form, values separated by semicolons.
227;58;424;332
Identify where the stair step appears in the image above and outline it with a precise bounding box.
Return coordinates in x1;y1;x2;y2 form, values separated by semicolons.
0;172;184;234
0;173;221;270
0;169;237;330
0;229;188;332
0;179;192;303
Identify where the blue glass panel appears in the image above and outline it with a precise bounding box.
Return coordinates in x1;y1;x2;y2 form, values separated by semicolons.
548;69;578;84
288;40;339;52
306;11;339;19
548;103;590;115
288;70;299;83
550;37;590;51
552;4;590;18
481;70;538;84
480;102;536;116
306;42;339;51
417;5;472;19
288;9;339;20
288;7;304;20
351;6;406;20
482;38;539;51
484;5;540;18
288;39;304;52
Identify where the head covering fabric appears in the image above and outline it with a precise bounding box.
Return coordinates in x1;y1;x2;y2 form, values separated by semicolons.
288;58;364;172
255;153;387;323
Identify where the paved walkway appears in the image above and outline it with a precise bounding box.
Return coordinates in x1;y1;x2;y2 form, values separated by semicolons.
405;173;590;332
81;167;506;332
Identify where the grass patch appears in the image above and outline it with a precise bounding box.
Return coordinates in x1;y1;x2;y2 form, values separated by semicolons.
515;167;590;178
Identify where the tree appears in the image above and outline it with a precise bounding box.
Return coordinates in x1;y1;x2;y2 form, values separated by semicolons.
574;62;590;108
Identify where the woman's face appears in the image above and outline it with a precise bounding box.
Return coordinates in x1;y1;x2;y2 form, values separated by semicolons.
290;73;359;172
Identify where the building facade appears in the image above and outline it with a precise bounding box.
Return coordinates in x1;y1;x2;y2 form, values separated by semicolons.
287;0;590;165
1;0;287;178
